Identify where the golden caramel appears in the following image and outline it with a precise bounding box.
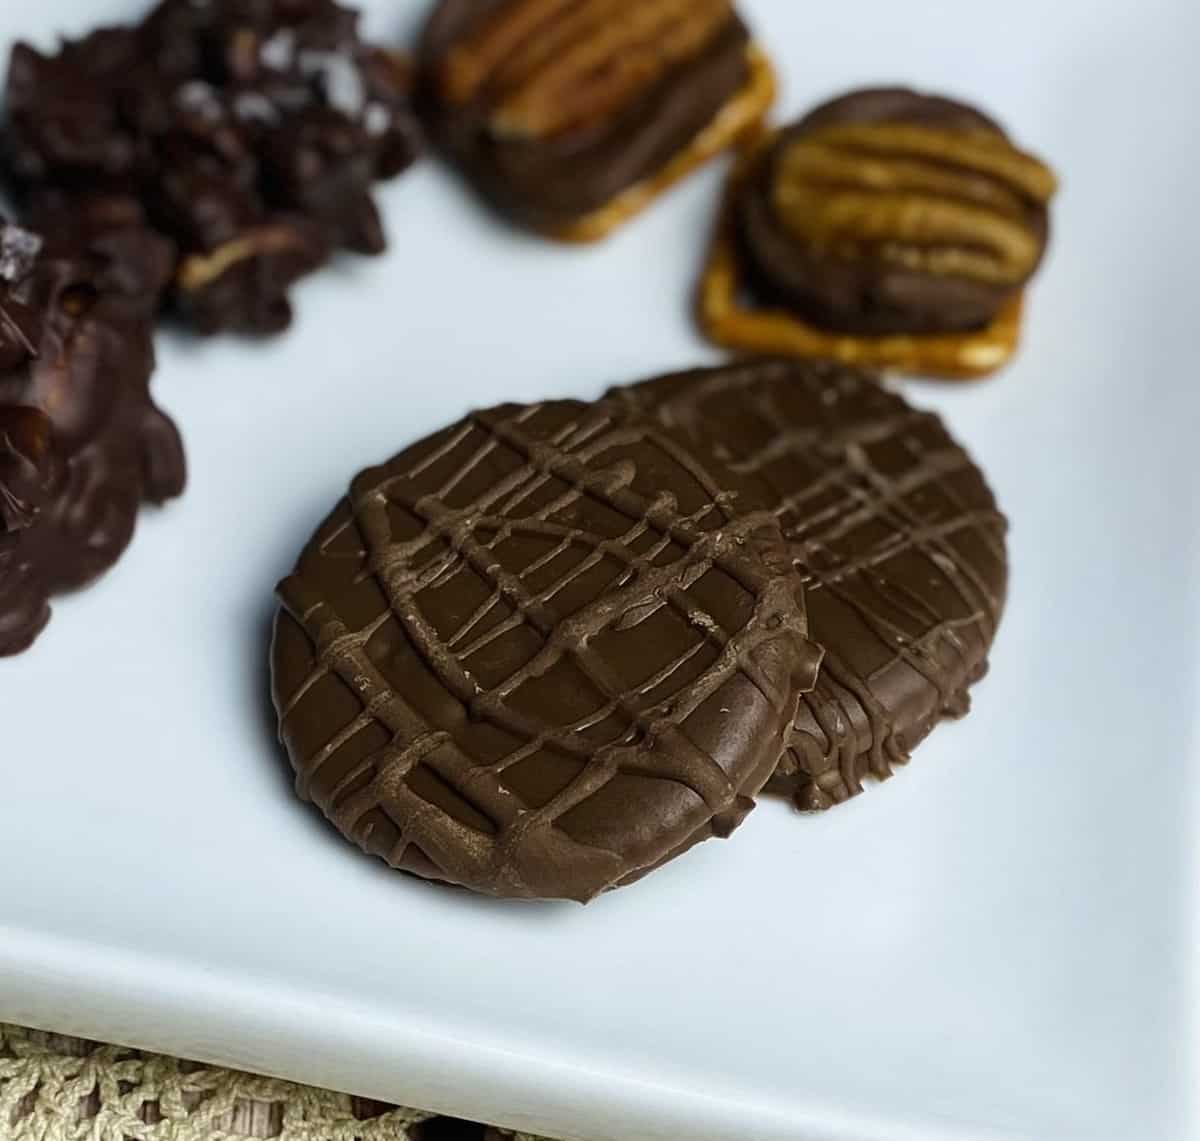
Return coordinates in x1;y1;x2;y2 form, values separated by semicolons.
771;122;1056;287
176;226;315;292
697;135;1026;379
545;46;775;242
441;0;734;139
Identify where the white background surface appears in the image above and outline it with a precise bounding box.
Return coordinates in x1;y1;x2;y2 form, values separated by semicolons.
2;1;1198;1138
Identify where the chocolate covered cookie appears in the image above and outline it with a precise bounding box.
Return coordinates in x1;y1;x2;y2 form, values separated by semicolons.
0;221;185;656
4;0;421;336
613;359;1007;809
699;87;1057;377
271;398;821;901
418;0;775;241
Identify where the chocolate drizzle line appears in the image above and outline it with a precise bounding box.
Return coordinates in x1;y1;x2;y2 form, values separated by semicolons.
273;399;820;901
614;359;1007;810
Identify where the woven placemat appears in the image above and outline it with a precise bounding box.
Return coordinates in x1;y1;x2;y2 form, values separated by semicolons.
0;1023;550;1141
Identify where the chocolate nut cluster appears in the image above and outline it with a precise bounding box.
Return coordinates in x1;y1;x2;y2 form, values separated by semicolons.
4;0;421;335
0;219;185;655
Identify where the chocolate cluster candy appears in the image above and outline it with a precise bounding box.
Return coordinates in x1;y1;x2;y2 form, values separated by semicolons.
0;220;184;656
614;359;1007;810
24;192;176;323
699;87;1058;378
271;397;821;901
419;0;776;241
4;0;421;336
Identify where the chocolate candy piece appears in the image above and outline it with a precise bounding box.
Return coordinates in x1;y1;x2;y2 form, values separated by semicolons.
0;220;185;656
0;406;57;534
3;0;421;337
699;87;1057;378
271;399;821;901
419;0;775;240
25;191;177;322
613;359;1007;810
739;88;1056;334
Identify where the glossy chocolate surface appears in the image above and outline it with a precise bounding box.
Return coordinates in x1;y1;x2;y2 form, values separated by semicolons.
419;0;751;228
614;359;1007;808
271;397;821;900
0;221;185;656
4;0;420;335
735;87;1054;335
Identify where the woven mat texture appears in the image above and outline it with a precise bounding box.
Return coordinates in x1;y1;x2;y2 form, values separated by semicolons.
0;1023;550;1141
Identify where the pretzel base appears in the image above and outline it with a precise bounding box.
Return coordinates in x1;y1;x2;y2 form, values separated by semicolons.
543;45;777;245
697;142;1025;380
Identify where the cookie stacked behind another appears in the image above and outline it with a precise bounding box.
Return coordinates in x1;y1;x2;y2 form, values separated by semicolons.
270;361;1006;900
613;359;1007;811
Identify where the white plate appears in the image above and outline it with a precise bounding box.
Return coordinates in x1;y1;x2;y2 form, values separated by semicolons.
2;1;1197;1138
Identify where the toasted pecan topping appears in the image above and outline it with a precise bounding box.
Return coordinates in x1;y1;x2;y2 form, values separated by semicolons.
175;225;317;292
441;0;734;139
439;0;573;105
771;123;1057;286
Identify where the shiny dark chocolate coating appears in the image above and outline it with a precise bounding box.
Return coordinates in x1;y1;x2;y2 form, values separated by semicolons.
735;87;1050;335
0;222;185;656
418;0;751;229
26;191;177;323
271;398;820;901
3;0;420;336
613;359;1007;809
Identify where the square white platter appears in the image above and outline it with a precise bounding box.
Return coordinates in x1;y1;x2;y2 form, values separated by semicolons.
2;1;1197;1138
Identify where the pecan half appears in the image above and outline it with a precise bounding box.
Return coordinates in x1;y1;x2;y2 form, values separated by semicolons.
771;123;1057;287
441;0;734;139
174;219;328;334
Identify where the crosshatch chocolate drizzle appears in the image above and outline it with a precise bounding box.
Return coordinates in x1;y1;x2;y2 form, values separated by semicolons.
613;359;1007;810
732;88;1056;341
272;399;822;901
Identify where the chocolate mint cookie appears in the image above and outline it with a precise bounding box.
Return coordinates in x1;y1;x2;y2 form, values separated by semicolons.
613;359;1007;809
418;0;775;241
4;0;421;336
0;220;185;656
271;398;821;901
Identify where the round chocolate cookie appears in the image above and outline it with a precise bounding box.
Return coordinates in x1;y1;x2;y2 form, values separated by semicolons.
612;359;1007;810
735;87;1057;335
418;0;762;235
0;221;185;656
271;398;821;901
